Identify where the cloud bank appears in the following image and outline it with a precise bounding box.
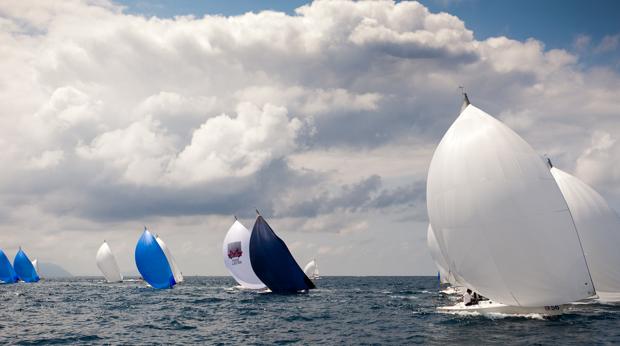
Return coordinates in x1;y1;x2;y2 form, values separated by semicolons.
0;0;618;275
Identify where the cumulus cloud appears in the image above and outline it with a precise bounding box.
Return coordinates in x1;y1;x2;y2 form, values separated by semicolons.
0;0;618;275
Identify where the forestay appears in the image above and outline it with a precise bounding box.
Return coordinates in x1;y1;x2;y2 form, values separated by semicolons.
222;220;265;289
0;249;18;284
135;229;176;289
96;241;123;283
14;248;40;283
551;167;620;300
426;102;594;307
156;235;184;284
250;215;315;293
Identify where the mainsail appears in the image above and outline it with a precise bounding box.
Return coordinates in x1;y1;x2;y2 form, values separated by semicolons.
96;241;123;283
551;166;620;300
426;97;595;307
0;249;18;284
135;228;176;289
222;220;265;289
249;215;315;293
303;259;320;280
13;248;40;283
155;235;184;284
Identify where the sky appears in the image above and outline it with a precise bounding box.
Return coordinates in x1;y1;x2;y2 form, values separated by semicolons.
0;0;619;276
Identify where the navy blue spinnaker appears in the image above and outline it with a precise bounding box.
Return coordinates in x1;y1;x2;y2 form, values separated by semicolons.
249;215;315;293
14;248;40;283
135;229;176;289
0;249;18;284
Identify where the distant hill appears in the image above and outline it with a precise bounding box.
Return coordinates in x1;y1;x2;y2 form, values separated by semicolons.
39;262;73;278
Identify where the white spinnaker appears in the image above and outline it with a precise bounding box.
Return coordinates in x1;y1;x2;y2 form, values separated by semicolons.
304;260;316;277
156;236;184;284
222;220;265;289
426;103;595;307
551;167;620;300
31;259;39;276
427;225;458;286
96;242;123;283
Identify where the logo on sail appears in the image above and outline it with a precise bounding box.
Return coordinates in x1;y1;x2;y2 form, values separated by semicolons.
227;241;243;265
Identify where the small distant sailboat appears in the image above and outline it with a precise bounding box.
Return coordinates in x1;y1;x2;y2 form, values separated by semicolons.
155;235;184;284
303;258;320;280
134;227;176;289
249;212;315;293
426;224;464;295
0;249;19;284
550;163;620;302
13;247;40;283
222;218;266;289
96;241;123;283
427;93;595;315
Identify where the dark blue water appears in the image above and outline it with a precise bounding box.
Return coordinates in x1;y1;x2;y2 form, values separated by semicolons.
1;277;619;345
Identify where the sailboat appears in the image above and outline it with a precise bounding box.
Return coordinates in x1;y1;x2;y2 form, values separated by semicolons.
0;249;19;284
155;235;184;284
134;227;176;289
13;247;40;283
249;212;316;293
222;218;266;289
426;224;464;295
426;93;596;315
96;241;123;283
303;259;320;280
549;162;620;302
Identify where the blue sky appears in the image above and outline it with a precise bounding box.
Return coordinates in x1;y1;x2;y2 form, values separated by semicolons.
117;0;620;54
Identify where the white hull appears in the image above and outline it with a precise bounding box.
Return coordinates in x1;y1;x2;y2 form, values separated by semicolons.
596;291;620;303
440;286;466;296
438;301;567;316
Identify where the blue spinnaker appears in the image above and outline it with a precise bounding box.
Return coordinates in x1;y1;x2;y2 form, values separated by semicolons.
13;248;40;283
135;229;176;289
0;249;18;284
249;216;315;293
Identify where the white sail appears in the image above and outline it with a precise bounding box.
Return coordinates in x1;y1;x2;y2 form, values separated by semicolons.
222;220;265;289
156;235;184;284
303;259;319;279
96;241;123;283
551;166;620;301
426;224;458;286
426;102;595;307
31;259;40;276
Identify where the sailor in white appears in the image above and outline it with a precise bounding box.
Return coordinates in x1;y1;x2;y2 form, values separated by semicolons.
463;289;473;306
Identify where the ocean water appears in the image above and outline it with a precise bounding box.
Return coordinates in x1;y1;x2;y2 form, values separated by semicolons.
1;276;619;345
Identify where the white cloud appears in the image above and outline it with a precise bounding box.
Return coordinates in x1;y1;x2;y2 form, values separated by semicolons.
0;0;618;275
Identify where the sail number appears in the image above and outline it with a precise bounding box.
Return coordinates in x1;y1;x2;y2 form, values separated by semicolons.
544;305;560;311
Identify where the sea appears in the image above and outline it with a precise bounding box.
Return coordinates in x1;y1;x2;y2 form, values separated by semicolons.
1;276;619;345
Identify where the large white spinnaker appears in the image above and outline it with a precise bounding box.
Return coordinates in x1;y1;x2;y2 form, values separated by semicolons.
96;241;123;283
223;220;265;289
426;96;595;307
303;259;320;280
426;224;458;286
156;235;184;284
551;166;620;301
